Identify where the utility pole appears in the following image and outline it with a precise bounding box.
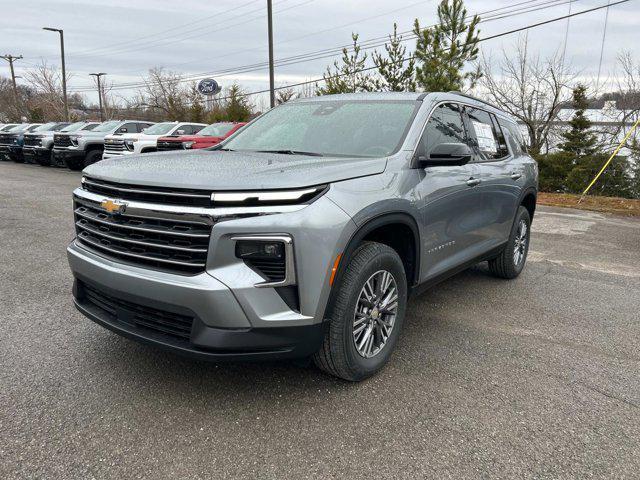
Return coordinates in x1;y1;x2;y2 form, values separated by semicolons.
1;54;22;106
267;0;275;108
43;27;69;121
89;72;107;121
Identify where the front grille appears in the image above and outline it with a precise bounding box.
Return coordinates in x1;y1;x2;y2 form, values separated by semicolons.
74;201;212;274
23;135;41;147
245;258;286;282
54;134;72;148
104;139;125;153
157;140;185;151
0;134;16;146
81;281;194;342
83;176;213;207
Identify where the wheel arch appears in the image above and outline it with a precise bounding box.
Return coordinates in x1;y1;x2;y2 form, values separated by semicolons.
322;212;421;321
520;187;537;221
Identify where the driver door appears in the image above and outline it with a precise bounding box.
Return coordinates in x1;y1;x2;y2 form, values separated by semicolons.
414;103;487;282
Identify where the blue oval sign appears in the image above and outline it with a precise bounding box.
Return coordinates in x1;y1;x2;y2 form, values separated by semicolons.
197;78;221;96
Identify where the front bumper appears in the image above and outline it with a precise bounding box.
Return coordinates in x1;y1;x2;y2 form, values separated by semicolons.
0;144;20;160
23;147;49;163
68;241;325;360
52;148;84;166
102;150;129;160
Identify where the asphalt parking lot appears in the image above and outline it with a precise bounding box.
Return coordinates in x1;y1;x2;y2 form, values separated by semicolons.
1;161;639;479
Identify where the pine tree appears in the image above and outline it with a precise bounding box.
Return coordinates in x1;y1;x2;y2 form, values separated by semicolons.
559;84;597;158
413;0;481;92
373;23;416;92
224;84;253;122
317;33;374;95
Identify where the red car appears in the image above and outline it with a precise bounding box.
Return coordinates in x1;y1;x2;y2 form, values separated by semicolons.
156;122;246;151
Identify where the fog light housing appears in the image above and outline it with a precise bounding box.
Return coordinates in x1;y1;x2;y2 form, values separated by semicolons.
233;235;295;287
236;240;284;260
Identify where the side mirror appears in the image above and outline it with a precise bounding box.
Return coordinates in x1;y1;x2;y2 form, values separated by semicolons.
119;127;127;133
176;129;185;135
417;142;472;167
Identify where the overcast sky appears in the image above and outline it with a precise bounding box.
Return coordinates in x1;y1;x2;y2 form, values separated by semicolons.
2;0;638;108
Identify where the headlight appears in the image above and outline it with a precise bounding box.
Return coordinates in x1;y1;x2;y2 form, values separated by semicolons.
125;139;136;151
182;141;195;149
69;135;79;146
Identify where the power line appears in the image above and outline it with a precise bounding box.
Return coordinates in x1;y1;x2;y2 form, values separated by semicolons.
67;0;308;60
68;0;262;57
103;0;628;111
67;0;577;93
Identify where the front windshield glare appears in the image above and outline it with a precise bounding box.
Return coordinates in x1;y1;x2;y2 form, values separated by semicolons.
199;123;235;137
223;100;418;157
61;121;85;132
144;123;176;135
93;120;121;132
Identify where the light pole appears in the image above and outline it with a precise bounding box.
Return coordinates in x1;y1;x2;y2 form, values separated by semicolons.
89;72;107;121
267;0;275;108
43;27;69;121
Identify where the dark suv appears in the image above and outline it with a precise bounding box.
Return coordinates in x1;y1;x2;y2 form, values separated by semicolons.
68;92;537;381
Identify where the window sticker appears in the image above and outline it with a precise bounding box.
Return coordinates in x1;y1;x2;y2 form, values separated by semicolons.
471;121;497;154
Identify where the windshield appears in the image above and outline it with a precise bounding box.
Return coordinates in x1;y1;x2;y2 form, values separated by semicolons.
51;122;70;131
26;124;43;132
1;124;17;131
61;121;85;132
143;123;177;135
223;100;419;157
92;120;121;132
199;123;235;137
32;122;57;132
9;124;28;132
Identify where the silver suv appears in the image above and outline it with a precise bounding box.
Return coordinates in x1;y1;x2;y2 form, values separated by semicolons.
67;92;537;381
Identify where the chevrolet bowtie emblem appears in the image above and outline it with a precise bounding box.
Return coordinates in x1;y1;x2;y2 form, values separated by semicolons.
101;199;126;215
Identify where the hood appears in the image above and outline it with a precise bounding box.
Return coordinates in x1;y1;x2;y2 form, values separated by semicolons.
73;129;110;139
105;133;141;141
25;130;56;138
84;150;387;190
159;134;201;142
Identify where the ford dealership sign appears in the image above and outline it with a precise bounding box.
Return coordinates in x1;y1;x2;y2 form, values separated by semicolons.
197;78;221;96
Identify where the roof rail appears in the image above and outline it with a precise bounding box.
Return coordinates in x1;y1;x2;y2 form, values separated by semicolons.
447;91;502;112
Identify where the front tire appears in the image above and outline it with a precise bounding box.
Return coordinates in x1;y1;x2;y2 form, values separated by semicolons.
313;242;407;381
64;157;84;171
488;206;531;279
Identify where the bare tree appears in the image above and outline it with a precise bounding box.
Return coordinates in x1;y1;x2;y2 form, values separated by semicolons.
136;67;189;120
23;61;77;120
276;87;296;104
600;52;640;156
478;38;575;155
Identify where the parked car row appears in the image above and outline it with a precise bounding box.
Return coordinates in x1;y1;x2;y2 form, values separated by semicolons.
0;120;246;170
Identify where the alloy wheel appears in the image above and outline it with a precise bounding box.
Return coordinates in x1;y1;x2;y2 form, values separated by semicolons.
352;270;399;358
513;219;528;266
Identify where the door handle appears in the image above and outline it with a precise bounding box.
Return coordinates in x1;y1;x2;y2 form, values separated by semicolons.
510;172;522;180
466;177;481;187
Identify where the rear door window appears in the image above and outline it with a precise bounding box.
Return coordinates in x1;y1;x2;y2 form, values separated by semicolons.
466;108;509;161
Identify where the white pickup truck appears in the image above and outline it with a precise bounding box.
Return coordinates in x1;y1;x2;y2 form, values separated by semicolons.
102;121;207;159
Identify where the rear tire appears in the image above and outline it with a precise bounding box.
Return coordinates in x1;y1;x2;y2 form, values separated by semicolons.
313;241;407;381
488;206;531;279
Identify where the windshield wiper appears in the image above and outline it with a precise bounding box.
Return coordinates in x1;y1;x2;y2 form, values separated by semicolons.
217;147;234;151
256;149;323;157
